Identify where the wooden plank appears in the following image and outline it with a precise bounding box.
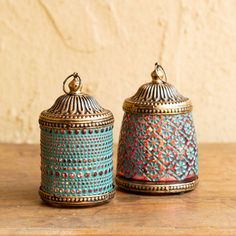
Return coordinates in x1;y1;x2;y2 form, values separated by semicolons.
0;143;235;235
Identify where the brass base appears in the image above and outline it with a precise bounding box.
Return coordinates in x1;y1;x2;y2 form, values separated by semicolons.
39;186;116;207
116;176;198;194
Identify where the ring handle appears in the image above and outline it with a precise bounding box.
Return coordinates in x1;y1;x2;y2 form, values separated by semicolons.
63;72;81;95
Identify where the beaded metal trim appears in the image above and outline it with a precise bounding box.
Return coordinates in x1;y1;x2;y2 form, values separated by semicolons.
39;111;114;129
39;186;116;207
123;99;192;115
116;176;198;194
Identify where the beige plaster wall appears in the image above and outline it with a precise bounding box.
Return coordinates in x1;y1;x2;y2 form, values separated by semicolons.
0;0;235;143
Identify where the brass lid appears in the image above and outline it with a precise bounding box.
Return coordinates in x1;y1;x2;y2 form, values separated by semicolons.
39;73;114;129
123;63;192;114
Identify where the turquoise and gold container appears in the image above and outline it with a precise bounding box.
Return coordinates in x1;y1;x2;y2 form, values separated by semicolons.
39;73;115;206
116;63;198;194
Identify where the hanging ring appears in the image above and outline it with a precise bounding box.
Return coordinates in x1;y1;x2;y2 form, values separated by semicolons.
63;72;81;95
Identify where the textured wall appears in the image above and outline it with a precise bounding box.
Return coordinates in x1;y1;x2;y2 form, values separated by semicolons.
0;0;235;143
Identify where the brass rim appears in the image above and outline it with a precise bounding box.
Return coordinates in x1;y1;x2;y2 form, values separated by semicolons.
123;99;192;115
39;115;114;129
39;186;116;207
116;176;198;194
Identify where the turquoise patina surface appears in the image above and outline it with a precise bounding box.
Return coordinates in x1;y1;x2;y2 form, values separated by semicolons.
40;126;113;197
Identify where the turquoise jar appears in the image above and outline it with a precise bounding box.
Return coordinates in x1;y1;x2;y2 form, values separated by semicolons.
39;73;115;206
116;63;198;194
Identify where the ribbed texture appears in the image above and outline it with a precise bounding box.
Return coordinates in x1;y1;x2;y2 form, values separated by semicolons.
47;94;104;115
130;82;187;103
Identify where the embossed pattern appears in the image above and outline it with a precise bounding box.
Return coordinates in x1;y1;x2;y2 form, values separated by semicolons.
40;126;114;197
117;113;198;182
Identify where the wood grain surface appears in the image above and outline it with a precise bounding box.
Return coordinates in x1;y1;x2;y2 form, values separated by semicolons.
0;144;235;235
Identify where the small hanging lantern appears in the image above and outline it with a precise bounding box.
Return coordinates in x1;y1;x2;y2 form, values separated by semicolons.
116;63;198;194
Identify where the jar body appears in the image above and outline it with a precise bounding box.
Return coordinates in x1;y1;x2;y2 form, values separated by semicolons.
39;125;115;206
116;112;198;193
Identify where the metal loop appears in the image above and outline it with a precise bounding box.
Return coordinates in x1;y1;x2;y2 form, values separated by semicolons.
63;72;81;95
154;62;167;82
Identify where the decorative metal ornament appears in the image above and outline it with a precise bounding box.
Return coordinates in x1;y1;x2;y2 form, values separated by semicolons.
39;73;115;207
116;63;198;194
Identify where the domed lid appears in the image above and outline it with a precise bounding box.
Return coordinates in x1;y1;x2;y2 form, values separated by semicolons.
39;72;114;129
123;63;192;114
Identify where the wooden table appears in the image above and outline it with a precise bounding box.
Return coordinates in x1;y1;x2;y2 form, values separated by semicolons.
0;144;235;235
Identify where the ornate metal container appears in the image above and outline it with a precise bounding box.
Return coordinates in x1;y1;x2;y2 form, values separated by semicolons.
116;63;198;194
39;73;115;206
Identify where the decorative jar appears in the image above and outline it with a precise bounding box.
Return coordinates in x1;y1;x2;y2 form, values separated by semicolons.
39;73;115;206
116;63;198;194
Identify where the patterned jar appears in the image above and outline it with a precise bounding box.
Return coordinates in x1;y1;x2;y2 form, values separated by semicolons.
39;73;115;206
116;63;198;194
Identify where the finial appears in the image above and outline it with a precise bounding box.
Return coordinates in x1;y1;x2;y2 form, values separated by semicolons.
151;62;167;83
